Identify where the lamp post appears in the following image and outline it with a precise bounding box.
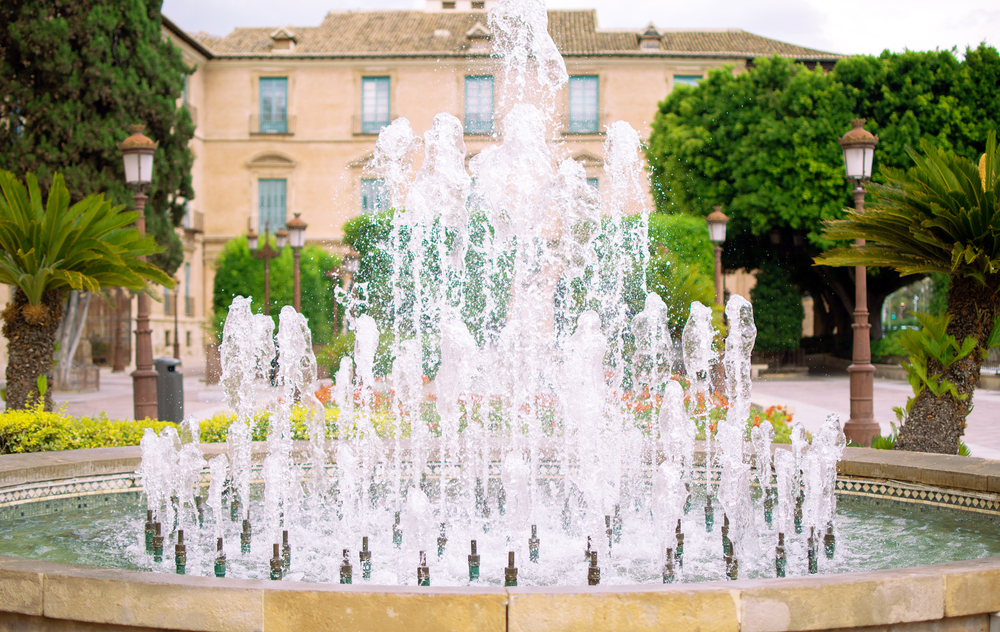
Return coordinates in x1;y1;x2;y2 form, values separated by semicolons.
172;276;181;360
838;118;880;447
341;250;360;334
287;213;308;312
706;207;729;306
249;223;279;317
118;125;159;421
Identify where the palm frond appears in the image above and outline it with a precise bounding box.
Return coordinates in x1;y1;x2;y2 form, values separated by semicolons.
817;132;1000;287
0;170;172;305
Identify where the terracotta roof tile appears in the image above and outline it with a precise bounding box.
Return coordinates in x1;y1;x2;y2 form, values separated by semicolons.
189;10;840;61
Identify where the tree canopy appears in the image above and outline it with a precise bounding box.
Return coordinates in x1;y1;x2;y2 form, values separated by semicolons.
0;0;194;275
211;236;341;346
646;46;1000;348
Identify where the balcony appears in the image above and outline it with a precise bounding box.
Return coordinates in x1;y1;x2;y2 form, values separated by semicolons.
250;113;295;136
352;114;390;136
183;102;198;127
183;209;204;234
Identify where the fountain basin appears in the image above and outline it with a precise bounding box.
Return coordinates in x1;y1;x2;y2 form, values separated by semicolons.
2;446;999;632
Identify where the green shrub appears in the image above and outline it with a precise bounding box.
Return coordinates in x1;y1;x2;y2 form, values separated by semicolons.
211;235;340;344
751;261;804;353
198;405;341;443
872;329;908;359
0;403;175;454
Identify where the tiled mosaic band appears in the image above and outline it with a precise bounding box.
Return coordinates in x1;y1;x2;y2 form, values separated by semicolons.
837;476;1000;517
4;463;1000;522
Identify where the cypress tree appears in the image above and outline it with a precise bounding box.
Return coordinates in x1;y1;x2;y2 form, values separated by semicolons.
0;0;194;274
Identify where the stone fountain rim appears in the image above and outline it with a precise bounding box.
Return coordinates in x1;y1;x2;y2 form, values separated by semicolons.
2;445;1000;631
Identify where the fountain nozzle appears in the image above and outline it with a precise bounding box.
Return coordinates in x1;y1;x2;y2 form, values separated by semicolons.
340;548;353;584
360;536;372;580
663;548;676;584
675;519;685;568
468;540;480;582
824;523;835;559
214;537;227;578
393;512;402;549
241;518;252;554
505;551;518;587
775;532;786;578
417;551;430;587
282;530;291;572
588;551;600;586
152;523;163;562
270;543;283;580
437;523;447;559
144;510;154;553
174;530;186;575
529;525;539;563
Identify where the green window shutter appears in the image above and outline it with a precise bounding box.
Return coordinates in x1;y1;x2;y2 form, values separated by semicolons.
361;77;391;134
360;178;389;213
465;76;494;134
258;179;287;231
260;78;288;133
568;76;599;133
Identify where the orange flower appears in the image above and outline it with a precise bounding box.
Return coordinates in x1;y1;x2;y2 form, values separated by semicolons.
315;384;332;405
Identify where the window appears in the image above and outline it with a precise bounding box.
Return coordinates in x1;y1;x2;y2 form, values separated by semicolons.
674;75;703;88
361;178;389;214
164;288;172;315
442;1;456;8
465;76;494;134
586;177;599;189
259;179;287;231
472;0;485;7
568;76;599;133
361;77;390;134
186;331;192;347
259;77;288;133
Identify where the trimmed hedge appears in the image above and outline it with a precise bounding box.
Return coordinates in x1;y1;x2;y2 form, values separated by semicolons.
0;404;176;454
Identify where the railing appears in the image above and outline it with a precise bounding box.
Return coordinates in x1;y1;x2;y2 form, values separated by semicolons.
249;114;295;135
185;296;195;317
183;209;204;233
183;102;198;127
352;114;390;135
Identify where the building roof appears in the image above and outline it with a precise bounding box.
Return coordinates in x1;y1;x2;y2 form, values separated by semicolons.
189;10;841;62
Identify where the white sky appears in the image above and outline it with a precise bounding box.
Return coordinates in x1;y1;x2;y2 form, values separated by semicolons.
162;0;998;57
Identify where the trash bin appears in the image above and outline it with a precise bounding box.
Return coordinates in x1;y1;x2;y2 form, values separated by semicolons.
154;357;184;422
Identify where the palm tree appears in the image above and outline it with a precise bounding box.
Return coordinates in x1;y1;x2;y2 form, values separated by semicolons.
0;171;172;410
816;132;999;454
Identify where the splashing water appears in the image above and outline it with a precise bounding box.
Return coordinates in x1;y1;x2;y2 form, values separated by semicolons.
137;0;845;586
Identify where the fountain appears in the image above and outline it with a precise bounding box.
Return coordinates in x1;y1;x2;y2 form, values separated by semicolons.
2;0;1000;629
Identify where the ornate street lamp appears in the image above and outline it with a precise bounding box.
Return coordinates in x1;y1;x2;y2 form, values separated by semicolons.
838;118;880;447
287;213;308;312
118;125;159;421
706;207;729;306
249;221;279;316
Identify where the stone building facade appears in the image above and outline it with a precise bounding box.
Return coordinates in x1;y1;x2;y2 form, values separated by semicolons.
0;3;839;383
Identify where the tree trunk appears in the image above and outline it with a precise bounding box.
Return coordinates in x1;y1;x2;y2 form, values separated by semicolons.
53;290;91;389
2;289;64;411
896;276;1000;454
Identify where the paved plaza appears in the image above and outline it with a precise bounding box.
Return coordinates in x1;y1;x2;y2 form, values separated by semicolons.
43;364;1000;459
